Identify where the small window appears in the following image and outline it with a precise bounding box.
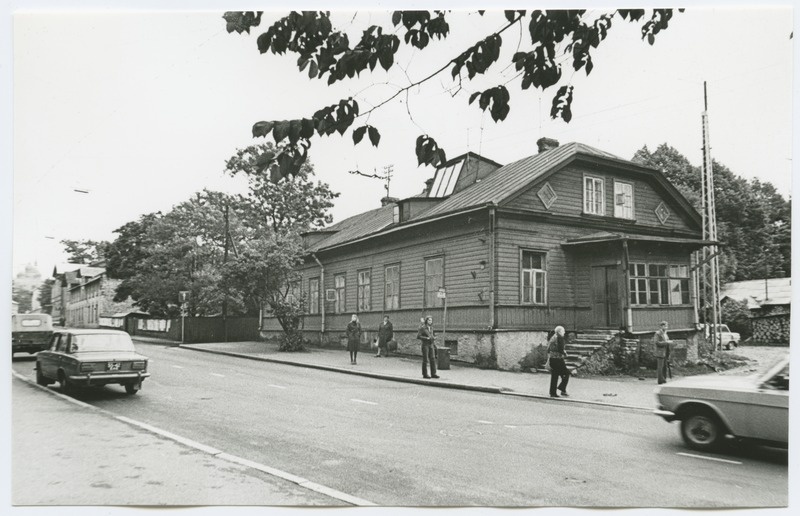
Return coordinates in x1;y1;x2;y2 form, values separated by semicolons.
309;278;320;314
521;250;547;305
613;181;634;219
424;257;444;308
357;270;371;312
537;182;557;210
392;205;400;224
20;319;43;327
385;264;400;310
584;176;605;215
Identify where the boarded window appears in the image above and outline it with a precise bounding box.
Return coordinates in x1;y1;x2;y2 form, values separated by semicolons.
614;181;634;219
424;257;444;308
521;251;547;304
384;264;400;310
357;270;371;312
309;278;320;314
584;176;605;215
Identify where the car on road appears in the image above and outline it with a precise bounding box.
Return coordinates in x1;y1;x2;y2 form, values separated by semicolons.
12;313;53;356
35;329;150;395
654;356;788;451
702;323;741;350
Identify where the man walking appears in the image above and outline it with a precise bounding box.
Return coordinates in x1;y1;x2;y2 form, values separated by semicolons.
416;316;439;379
654;321;673;385
375;315;394;357
547;325;570;397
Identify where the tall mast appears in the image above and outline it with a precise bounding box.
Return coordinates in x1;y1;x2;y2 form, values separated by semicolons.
700;82;722;350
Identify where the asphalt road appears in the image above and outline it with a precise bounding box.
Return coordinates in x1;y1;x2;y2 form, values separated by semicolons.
11;342;788;507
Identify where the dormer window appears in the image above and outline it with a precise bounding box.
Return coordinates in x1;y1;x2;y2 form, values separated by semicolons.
392;204;400;224
613;180;634;219
583;175;605;215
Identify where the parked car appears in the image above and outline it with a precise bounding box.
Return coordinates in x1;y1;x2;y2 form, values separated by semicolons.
702;323;741;350
654;356;789;451
11;313;53;356
35;329;150;395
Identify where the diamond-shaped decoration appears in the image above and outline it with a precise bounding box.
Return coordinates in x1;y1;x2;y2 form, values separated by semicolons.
537;182;557;210
655;202;670;224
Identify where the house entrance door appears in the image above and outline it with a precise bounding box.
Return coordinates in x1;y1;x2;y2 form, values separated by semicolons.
591;265;621;328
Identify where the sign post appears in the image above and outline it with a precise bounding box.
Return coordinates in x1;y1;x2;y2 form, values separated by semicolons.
179;291;190;344
437;287;447;346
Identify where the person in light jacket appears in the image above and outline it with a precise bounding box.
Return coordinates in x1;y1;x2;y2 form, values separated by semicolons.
375;315;394;357
547;325;570;397
346;314;362;365
416;316;439;379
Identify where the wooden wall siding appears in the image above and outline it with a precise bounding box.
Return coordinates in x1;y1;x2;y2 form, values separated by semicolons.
496;305;590;330
308;307;490;335
288;214;492;321
571;241;623;307
632;307;694;331
627;241;692;265
505;163;695;232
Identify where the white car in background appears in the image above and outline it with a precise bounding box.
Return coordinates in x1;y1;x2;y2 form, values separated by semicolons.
654;356;789;451
703;324;741;350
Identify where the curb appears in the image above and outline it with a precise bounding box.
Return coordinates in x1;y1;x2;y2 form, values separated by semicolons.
178;345;653;412
10;371;375;506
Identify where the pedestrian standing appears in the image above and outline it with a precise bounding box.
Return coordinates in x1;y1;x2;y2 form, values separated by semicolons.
653;321;673;384
375;315;394;357
547;325;570;397
346;314;362;365
416;316;439;379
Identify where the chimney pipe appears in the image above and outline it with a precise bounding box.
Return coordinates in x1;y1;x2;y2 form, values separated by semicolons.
380;196;399;207
537;137;559;153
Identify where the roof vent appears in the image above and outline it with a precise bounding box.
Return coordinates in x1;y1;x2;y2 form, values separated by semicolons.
537;137;559;153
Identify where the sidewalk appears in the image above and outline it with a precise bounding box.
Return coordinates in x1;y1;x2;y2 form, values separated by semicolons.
11;374;347;505
134;335;663;410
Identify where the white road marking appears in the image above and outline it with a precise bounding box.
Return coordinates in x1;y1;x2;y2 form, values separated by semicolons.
172;365;184;369
504;425;517;429
268;384;287;389
210;373;225;378
477;420;494;424
677;452;742;465
350;399;378;405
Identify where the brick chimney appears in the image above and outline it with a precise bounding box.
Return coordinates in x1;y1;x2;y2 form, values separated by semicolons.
381;196;399;207
537;137;559;153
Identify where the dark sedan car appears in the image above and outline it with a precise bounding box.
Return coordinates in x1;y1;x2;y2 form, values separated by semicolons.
36;329;150;395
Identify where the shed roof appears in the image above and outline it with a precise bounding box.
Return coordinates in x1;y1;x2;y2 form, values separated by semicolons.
721;278;791;308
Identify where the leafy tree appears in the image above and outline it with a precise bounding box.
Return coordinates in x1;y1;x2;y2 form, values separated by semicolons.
60;239;108;264
105;213;160;280
12;283;33;313
36;278;55;315
224;9;681;179
721;298;752;340
632;144;791;282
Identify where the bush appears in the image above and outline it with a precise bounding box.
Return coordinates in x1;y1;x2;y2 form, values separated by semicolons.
278;332;306;352
519;344;548;372
580;340;639;375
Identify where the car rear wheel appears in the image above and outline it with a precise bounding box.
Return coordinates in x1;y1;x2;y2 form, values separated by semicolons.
124;384;139;395
681;410;724;451
58;371;73;395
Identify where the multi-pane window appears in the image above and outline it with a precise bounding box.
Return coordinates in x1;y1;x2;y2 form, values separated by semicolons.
584;176;605;215
285;281;300;304
384;264;400;310
309;278;320;314
629;262;691;306
521;251;547;304
357;270;371;312
334;273;346;313
424;257;444;308
614;181;634;219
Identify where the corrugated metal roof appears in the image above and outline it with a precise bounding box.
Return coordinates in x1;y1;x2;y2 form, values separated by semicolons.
721;278;792;307
311;204;396;251
419;142;622;219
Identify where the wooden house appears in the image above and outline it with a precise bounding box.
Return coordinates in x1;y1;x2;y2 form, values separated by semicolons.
260;138;712;369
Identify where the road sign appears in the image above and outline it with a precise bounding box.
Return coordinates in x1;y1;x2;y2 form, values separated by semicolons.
437;288;446;299
179;291;190;303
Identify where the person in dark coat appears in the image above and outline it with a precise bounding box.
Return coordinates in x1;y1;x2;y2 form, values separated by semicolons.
346;314;362;365
416;316;439;379
653;321;673;384
547;325;570;397
375;315;394;357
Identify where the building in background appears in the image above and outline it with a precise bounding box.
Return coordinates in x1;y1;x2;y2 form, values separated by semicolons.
721;278;791;344
60;261;136;328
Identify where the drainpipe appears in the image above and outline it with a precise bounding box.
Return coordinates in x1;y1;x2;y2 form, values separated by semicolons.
489;205;497;329
622;240;633;333
312;253;325;334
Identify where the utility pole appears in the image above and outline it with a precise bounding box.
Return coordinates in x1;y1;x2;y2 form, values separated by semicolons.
222;203;229;343
699;82;722;351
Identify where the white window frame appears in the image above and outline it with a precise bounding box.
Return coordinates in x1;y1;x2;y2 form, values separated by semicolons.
309;277;320;314
521;250;547;305
613;180;634;219
424;257;444;308
333;273;346;314
629;262;691;306
357;269;371;312
384;264;400;311
583;175;605;215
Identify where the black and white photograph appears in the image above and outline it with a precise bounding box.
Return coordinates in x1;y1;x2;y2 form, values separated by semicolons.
2;0;795;512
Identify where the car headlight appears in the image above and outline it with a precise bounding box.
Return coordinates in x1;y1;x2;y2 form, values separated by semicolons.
131;361;147;371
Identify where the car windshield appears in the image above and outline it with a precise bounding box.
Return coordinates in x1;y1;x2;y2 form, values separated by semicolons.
72;334;135;353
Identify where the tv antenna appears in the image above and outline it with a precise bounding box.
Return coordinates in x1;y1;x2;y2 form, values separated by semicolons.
348;164;394;197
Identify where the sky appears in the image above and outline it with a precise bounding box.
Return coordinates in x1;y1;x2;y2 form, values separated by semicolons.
3;2;795;284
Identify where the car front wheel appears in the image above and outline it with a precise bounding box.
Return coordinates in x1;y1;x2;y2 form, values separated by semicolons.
681;410;724;451
124;384;139;395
